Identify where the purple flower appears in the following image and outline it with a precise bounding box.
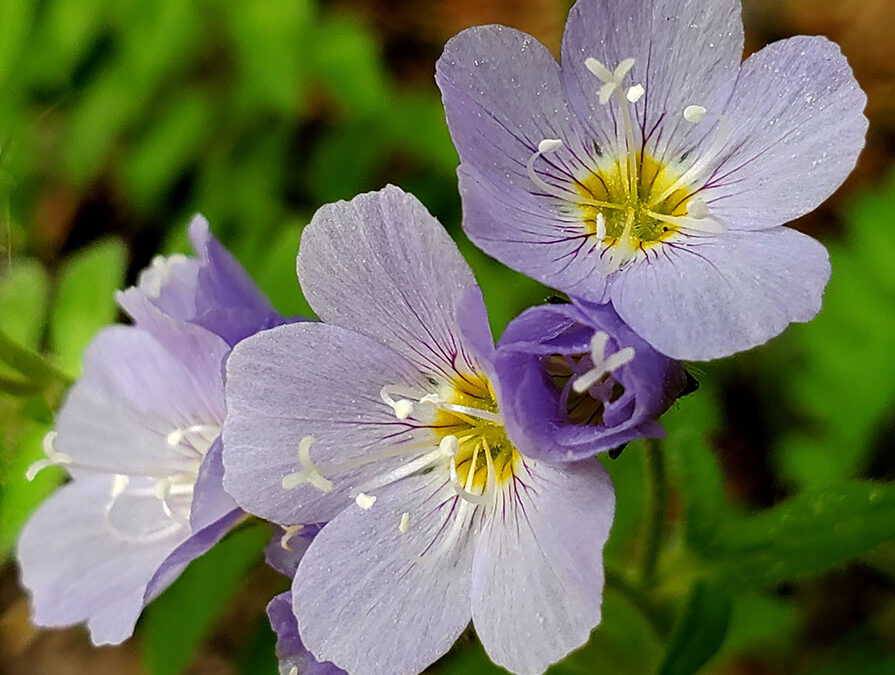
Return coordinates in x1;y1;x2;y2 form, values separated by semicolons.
117;214;285;347
495;300;686;461
435;0;867;360
222;186;615;675
16;218;282;645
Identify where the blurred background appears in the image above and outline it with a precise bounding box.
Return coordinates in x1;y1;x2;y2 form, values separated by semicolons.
1;0;893;673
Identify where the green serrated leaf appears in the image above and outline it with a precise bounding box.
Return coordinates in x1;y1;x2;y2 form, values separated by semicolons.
49;238;126;376
141;521;269;675
658;580;732;675
704;481;895;587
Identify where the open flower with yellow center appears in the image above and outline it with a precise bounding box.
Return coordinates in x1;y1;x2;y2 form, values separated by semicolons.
221;186;615;675
436;0;867;360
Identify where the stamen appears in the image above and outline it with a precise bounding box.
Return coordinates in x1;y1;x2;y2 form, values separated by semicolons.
288;667;298;675
626;84;645;103
399;512;410;534
355;492;377;509
595;212;607;240
525;139;624;212
281;436;334;493
25;431;73;481
643;208;725;234
585;56;641;197
380;385;419;420
649;105;731;206
572;331;636;394
449;442;490;506
683;105;707;123
280;524;304;551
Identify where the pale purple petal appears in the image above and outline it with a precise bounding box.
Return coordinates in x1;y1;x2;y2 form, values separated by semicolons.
222;322;431;526
472;457;614;675
56;326;226;476
561;0;744;163
436;26;611;301
188;215;286;346
268;593;346;675
189;437;239;532
609;227;831;360
293;477;475;675
457;165;611;303
297;185;484;379
17;476;189;645
702;36;868;230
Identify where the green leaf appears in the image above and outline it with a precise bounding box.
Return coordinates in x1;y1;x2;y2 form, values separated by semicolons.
141;521;269;675
658;580;732;675
704;481;895;587
0;257;49;354
49;238;126;376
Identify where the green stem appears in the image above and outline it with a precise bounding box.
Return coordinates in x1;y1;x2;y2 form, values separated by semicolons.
640;437;667;588
0;328;72;387
0;374;42;396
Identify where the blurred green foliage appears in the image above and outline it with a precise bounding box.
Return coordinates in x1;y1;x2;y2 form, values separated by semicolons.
0;1;893;674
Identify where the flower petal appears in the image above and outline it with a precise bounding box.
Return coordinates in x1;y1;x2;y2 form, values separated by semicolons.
702;36;868;230
188;214;286;346
222;322;432;526
268;593;345;675
56;326;226;476
472;457;614;675
293;477;475;675
561;0;744;163
189;437;239;532
298;186;483;379
16;475;189;645
609;227;831;360
436;25;611;301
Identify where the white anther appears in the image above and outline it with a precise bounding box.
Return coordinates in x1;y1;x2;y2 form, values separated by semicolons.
393;399;414;420
683;105;707;123
355;492;377;509
538;138;563;154
399;512;410;534
288;667;298;675
626;84;645;103
595;212;607;240
280;524;304;551
439;434;460;458
686;197;711;219
591;331;609;362
166;429;184;446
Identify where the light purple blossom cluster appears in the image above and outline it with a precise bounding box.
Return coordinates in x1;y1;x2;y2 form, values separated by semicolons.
16;1;865;674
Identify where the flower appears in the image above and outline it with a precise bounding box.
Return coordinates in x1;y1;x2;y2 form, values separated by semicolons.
435;0;867;360
16;216;282;644
495;300;687;461
221;186;616;675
